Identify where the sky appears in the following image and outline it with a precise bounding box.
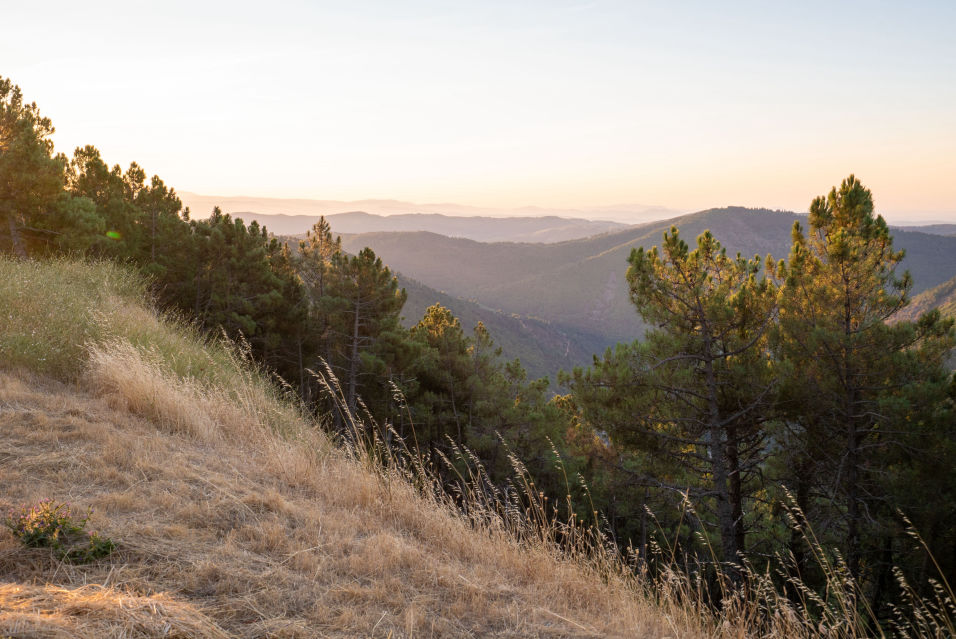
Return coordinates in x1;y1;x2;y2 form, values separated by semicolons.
5;1;956;222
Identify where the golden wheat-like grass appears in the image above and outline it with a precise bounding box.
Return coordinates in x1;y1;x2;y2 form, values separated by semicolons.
0;363;669;638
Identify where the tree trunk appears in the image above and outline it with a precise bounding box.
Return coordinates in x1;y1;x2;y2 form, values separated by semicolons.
347;295;361;414
151;208;157;263
727;426;746;556
870;534;894;617
8;214;27;259
790;460;811;576
846;417;861;578
711;426;739;573
297;335;307;403
450;392;462;444
704;347;740;576
843;271;862;579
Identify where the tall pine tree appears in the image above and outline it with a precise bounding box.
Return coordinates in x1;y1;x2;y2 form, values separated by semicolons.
570;228;778;570
774;175;955;578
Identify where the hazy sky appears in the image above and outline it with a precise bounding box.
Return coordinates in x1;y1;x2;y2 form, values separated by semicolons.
5;1;955;221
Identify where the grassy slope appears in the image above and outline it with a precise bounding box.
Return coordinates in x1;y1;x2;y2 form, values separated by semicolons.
0;257;679;638
341;208;956;348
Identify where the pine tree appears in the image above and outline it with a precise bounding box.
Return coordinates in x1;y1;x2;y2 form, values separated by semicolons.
135;174;184;269
325;247;406;415
570;227;778;570
0;78;67;257
295;217;343;402
774;175;955;578
66;147;154;261
405;304;474;449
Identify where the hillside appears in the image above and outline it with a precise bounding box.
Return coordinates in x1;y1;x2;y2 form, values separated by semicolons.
896;273;956;322
895;223;956;237
0;257;671;638
274;234;606;381
233;210;629;243
342;208;956;348
399;274;607;381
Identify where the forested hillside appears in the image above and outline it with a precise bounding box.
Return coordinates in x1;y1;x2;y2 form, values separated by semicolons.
398;274;606;380
341;208;956;349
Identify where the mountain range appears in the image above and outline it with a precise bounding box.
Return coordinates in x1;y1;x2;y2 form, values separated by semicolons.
179;191;682;223
221;210;630;243
894;223;956;237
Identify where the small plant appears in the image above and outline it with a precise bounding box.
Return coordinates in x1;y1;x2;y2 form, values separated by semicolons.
4;499;115;563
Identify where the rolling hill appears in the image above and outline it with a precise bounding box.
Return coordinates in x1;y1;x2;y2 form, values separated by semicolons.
341;208;956;362
894;223;956;237
398;274;608;382
896;273;956;322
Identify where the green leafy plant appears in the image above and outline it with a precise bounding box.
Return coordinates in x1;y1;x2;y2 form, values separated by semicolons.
4;499;115;563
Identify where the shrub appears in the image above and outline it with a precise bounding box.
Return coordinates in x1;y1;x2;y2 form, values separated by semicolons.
4;499;115;563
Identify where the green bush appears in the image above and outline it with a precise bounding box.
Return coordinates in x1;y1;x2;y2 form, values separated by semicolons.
4;499;115;563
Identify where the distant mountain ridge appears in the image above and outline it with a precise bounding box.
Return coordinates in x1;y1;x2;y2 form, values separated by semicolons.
179;191;683;242
893;223;956;237
230;210;630;243
397;274;607;381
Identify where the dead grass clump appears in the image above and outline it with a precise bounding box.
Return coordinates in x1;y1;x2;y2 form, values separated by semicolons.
0;583;229;639
84;339;319;449
86;341;223;441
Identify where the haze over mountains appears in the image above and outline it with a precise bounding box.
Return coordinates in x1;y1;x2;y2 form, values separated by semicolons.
229;210;630;244
179;192;681;241
893;223;956;237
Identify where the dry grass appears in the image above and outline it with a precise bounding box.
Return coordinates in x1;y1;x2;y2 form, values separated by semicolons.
84;340;305;444
0;583;230;639
1;258;678;637
0;364;673;638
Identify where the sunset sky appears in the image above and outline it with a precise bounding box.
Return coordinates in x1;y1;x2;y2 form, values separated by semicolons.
6;1;955;222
